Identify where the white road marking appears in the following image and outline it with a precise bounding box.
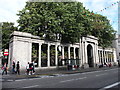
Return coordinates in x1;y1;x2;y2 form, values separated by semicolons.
81;70;101;74
77;77;87;80
40;76;54;78
99;82;120;90
16;79;27;81
56;74;69;77
7;80;14;81
81;68;118;75
60;77;87;83
22;85;39;88
29;78;42;80
16;77;43;81
96;73;107;77
103;68;118;71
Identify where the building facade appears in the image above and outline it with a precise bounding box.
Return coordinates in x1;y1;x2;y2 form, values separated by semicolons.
8;31;117;70
112;34;120;61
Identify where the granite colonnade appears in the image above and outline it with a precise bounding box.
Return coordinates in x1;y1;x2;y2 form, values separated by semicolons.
8;31;117;70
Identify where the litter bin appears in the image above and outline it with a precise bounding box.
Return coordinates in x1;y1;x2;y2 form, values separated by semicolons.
67;64;72;70
72;65;79;70
72;65;76;70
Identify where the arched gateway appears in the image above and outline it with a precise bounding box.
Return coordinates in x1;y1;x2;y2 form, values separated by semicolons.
87;44;94;67
8;31;117;70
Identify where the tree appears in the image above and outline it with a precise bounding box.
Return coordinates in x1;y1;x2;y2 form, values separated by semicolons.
2;22;18;50
90;14;116;48
17;1;116;47
17;2;85;43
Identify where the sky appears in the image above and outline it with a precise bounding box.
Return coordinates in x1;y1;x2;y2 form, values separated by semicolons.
0;0;119;33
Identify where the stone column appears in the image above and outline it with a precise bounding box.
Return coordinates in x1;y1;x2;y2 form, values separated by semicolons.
99;50;101;63
8;42;12;68
113;49;117;63
109;52;111;62
47;44;50;67
95;44;99;65
29;42;32;63
95;44;97;63
104;51;106;63
111;52;113;62
82;42;85;64
108;52;110;62
102;49;104;64
68;46;70;59
94;44;96;65
79;38;82;66
106;52;108;63
79;39;81;60
62;46;64;59
61;46;65;65
103;50;105;63
68;46;70;64
38;43;42;67
84;42;87;63
74;47;76;59
98;50;100;63
55;45;58;66
74;47;76;65
100;50;102;63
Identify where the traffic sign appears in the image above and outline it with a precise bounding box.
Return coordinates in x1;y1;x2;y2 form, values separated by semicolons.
4;52;8;56
4;49;8;56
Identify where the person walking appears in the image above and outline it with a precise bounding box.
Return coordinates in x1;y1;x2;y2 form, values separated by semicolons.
12;61;16;74
16;61;20;75
32;60;35;74
29;62;33;75
2;63;8;75
26;62;30;75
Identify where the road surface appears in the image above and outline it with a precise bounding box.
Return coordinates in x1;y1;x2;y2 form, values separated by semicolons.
2;68;120;89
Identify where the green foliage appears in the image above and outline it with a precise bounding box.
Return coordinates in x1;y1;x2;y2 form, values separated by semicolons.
17;2;116;48
90;14;116;48
2;22;18;50
50;46;55;56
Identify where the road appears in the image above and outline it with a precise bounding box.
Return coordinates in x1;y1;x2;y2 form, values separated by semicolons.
2;68;120;89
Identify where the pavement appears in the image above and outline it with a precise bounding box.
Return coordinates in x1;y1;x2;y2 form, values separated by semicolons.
1;65;119;79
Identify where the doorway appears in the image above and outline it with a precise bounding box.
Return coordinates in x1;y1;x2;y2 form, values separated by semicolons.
87;44;94;67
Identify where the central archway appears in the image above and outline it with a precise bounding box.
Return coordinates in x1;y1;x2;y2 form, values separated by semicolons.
87;44;94;67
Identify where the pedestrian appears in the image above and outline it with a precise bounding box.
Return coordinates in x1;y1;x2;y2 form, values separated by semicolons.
16;61;20;75
12;61;16;74
26;62;30;75
109;63;112;67
118;60;120;67
104;63;108;67
29;62;33;75
2;63;8;75
32;60;35;74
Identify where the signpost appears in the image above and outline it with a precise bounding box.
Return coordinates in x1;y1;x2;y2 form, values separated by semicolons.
4;49;9;59
4;49;9;56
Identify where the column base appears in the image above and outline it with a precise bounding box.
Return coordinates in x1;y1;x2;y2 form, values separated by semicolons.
81;63;89;69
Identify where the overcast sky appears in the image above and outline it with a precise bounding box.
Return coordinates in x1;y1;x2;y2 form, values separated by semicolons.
0;0;119;33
